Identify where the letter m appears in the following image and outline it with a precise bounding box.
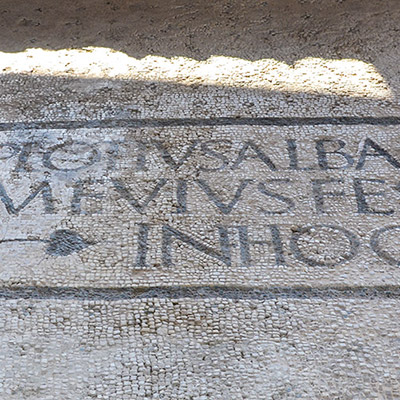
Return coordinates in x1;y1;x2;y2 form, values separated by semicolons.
0;181;55;215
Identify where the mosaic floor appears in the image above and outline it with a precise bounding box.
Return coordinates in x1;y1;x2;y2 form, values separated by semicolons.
0;0;400;398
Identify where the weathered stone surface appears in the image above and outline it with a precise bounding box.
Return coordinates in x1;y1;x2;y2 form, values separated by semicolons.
0;0;400;398
1;298;399;399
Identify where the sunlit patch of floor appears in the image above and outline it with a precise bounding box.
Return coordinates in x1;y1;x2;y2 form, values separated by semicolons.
0;47;392;99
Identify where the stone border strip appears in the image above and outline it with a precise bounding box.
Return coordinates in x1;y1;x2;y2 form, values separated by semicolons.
1;116;400;131
0;285;399;300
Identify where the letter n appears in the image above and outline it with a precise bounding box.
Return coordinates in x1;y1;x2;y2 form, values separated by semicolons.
161;225;231;267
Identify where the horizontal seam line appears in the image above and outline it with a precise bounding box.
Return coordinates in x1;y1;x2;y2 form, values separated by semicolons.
1;116;400;131
0;285;399;300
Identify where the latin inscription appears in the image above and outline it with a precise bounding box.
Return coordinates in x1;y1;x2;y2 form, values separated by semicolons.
1;125;400;284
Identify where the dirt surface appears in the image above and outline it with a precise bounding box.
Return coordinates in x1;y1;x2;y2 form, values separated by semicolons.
0;0;399;88
0;0;397;59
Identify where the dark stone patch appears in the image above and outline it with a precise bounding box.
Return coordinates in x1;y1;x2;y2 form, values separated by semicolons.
46;229;90;256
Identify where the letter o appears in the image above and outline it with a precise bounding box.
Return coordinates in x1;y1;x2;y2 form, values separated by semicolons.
0;143;20;160
370;225;400;266
43;142;101;171
290;224;360;266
